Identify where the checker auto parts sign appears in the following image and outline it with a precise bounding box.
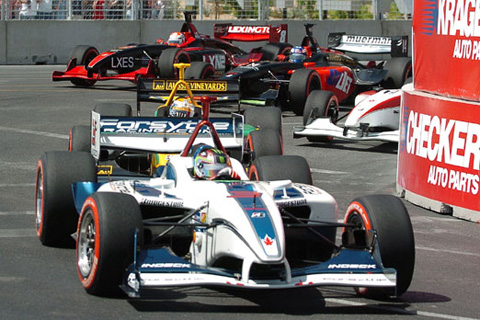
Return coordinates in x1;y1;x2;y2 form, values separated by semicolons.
398;88;480;211
414;0;480;100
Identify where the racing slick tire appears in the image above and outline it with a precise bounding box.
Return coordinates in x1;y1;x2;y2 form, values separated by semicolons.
69;45;99;87
93;102;132;117
247;129;282;161
303;90;339;143
344;194;415;297
382;57;412;89
35;151;97;247
249;155;312;185
77;192;143;296
289;69;321;116
243;107;283;142
158;48;191;79
260;43;293;61
69;125;91;152
184;61;215;79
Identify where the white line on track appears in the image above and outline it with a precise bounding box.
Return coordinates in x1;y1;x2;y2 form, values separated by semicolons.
416;245;480;258
0;211;34;216
311;168;349;175
325;298;479;320
0;183;35;188
0;126;68;139
0;229;36;238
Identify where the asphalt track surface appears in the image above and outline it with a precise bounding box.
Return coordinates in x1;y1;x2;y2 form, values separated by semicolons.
1;65;479;320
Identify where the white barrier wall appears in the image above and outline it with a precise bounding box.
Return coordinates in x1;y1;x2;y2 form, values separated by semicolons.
0;20;412;65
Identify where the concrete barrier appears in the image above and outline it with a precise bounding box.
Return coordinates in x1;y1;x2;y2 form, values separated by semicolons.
0;20;412;65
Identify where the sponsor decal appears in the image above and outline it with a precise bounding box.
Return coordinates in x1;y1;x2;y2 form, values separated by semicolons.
110;181;130;194
418;0;480;61
152;80;227;91
111;56;134;69
327;69;353;94
97;165;113;175
101;118;231;134
141;263;191;268
141;198;184;207
295;184;322;195
405;109;480;195
194;210;207;223
263;234;274;246
343;35;391;45
202;54;226;70
227;26;270;34
276;198;308;207
251;212;265;218
328;264;377;269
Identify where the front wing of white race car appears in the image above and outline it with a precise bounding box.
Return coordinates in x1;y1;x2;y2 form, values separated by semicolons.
293;118;399;143
122;245;396;297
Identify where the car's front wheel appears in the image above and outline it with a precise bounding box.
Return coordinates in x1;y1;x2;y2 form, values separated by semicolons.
77;192;143;296
344;194;415;297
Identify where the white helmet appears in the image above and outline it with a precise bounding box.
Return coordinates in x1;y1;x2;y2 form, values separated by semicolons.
167;32;185;45
169;97;195;118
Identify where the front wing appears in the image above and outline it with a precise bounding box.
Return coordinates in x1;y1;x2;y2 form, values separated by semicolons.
293;118;399;143
122;247;396;297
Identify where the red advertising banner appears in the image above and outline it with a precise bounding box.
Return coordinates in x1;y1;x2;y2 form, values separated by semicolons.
413;0;480;101
398;88;480;211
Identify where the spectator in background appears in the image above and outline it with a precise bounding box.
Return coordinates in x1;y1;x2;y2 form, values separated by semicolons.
107;0;123;19
152;0;164;19
125;0;132;19
83;0;92;19
37;0;53;19
2;0;18;19
92;0;105;19
142;0;151;19
53;0;67;19
17;0;37;19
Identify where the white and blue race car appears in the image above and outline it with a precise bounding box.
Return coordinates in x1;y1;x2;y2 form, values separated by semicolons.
34;99;414;299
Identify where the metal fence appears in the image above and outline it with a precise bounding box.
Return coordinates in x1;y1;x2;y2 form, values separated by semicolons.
1;0;411;20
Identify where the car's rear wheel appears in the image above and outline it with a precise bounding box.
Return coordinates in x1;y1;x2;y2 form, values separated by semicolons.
69;45;99;87
185;61;215;79
93;102;132;117
35;151;97;247
69;125;91;152
247;129;282;161
260;43;293;61
77;192;143;296
158;48;190;78
243;107;283;142
303;90;339;143
383;57;412;89
344;194;415;297
289;69;321;116
249;155;312;184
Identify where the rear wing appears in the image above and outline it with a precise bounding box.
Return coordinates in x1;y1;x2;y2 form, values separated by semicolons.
214;23;288;43
136;77;241;113
327;33;409;57
90;111;244;158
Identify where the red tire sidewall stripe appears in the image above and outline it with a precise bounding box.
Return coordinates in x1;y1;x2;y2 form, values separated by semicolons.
35;159;44;238
249;164;259;181
77;197;101;290
345;201;373;231
68;128;73;152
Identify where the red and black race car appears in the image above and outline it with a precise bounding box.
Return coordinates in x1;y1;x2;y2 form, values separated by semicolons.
51;11;289;87
219;24;412;115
